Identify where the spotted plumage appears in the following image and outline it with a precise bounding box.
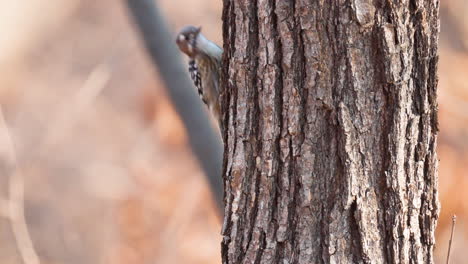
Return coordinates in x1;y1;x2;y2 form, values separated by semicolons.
176;26;223;129
188;59;205;104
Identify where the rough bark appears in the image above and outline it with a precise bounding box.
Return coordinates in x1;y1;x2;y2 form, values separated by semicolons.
221;0;440;263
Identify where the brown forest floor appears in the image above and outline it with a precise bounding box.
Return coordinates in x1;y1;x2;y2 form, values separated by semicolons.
0;0;466;263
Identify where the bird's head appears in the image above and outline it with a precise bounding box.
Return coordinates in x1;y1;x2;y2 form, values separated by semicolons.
176;25;202;57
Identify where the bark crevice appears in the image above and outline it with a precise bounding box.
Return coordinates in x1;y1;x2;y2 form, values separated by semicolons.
222;0;440;263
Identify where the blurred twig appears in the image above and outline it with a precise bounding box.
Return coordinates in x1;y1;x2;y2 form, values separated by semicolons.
0;198;8;218
0;107;41;264
0;62;111;264
446;215;457;264
37;63;110;155
124;0;224;213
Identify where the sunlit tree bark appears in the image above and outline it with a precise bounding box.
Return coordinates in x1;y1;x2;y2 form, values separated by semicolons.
220;1;440;263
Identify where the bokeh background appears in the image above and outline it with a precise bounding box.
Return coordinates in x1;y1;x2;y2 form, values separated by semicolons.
0;0;466;263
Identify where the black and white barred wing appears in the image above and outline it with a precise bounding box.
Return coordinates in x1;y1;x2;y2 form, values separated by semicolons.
188;60;207;105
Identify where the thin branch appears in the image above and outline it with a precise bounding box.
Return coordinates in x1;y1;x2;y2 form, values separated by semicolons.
446;215;456;264
124;0;224;213
36;63;111;157
0;107;40;264
0;63;111;264
0;198;9;219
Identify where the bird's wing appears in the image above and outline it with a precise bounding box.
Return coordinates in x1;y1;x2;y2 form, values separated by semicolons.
188;59;206;105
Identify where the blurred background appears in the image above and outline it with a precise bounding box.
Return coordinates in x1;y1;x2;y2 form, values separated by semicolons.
0;0;465;263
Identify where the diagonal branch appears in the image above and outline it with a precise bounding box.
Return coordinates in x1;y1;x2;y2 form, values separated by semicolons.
0;107;41;264
124;0;224;213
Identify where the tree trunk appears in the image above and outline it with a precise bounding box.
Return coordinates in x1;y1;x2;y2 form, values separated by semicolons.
220;0;440;263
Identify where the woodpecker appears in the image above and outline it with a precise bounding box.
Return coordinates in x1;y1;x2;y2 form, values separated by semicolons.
176;26;223;129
